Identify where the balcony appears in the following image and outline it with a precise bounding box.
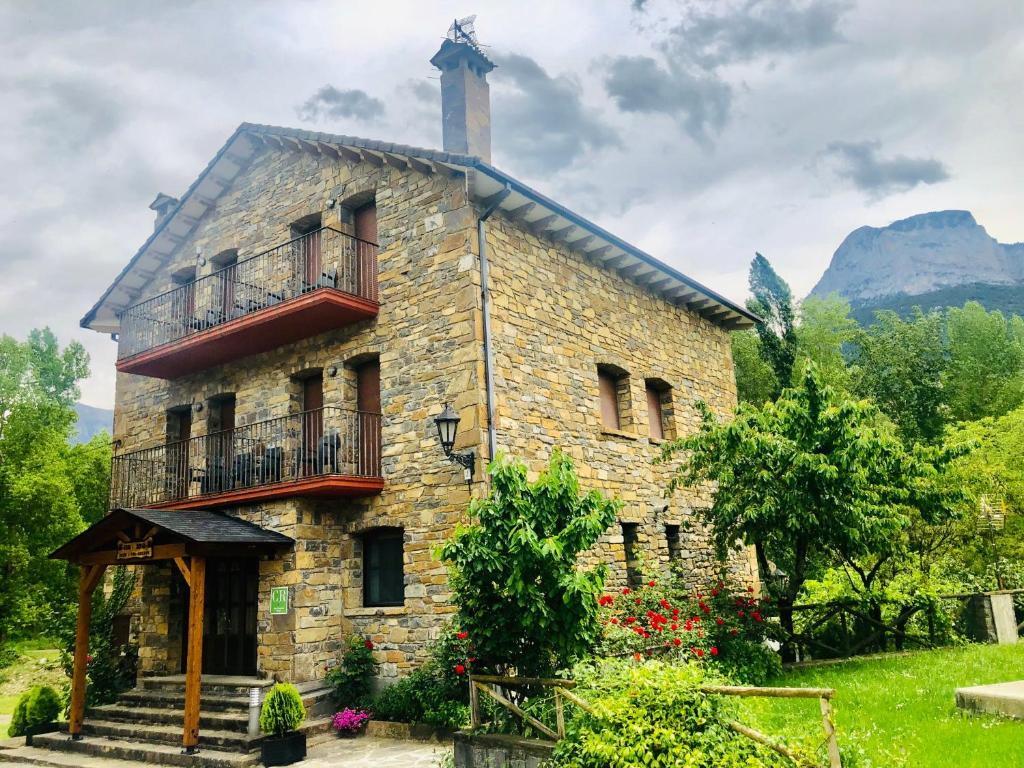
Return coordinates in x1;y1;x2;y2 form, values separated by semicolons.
110;407;383;510
117;228;378;379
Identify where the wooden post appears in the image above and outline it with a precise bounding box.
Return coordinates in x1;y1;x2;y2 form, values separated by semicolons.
182;556;206;753
469;677;480;729
820;696;842;768
69;564;106;739
554;688;565;739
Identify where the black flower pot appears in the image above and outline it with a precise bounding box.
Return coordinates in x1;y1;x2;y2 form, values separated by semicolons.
261;731;306;766
25;722;59;747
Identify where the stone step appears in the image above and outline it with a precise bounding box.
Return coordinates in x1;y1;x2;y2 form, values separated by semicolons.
117;689;251;712
85;704;250;733
13;732;259;768
139;676;273;697
79;719;256;751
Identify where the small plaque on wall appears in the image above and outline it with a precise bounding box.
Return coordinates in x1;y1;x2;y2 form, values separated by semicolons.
269;586;289;615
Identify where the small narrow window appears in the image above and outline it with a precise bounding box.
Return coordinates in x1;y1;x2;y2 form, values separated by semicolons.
622;522;641;589
363;528;405;607
665;524;681;562
645;379;672;440
598;365;629;431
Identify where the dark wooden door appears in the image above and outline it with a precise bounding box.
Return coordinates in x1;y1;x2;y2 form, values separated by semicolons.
219;259;237;318
356;360;381;476
301;230;322;288
303;374;324;475
354;203;377;298
180;559;258;676
169;409;192;499
207;396;235;493
646;386;664;440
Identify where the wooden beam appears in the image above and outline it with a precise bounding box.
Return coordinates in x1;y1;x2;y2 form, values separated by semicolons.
69;564;107;739
666;288;699;302
605;254;630;269
508;202;535;219
548;224;577;241
79;542;187;566
173;557;192;589
182;556;206;752
621;262;655;278
529;215;557;234
316;142;340;158
584;245;611;260
570;235;594;251
406;156;435;175
142;526;159;541
481;190;510;210
296;138;320;155
338;146;362;164
383;153;408;170
360;150;383;167
115;531;131;543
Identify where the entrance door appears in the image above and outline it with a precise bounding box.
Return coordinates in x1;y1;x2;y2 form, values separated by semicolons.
180;558;258;676
356;359;381;476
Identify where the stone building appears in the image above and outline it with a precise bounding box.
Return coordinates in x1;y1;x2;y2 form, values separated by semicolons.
71;30;758;703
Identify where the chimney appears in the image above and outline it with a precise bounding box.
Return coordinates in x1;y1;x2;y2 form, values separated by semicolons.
149;192;179;231
430;22;495;162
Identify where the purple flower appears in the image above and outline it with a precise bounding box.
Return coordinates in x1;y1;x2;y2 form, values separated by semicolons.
332;708;370;733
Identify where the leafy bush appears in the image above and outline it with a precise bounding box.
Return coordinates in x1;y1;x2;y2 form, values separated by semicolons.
440;450;619;678
331;708;370;733
7;685;61;737
0;644;18;669
56;565;138;708
596;577;781;685
259;683;306;737
551;659;794;768
326;635;377;708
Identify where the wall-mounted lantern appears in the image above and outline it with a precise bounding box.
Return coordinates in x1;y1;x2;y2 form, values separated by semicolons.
434;403;474;484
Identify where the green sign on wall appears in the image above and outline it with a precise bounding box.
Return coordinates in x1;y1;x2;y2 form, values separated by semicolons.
269;586;289;615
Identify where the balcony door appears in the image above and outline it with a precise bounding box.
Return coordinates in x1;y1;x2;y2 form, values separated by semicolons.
354;202;377;298
291;214;322;291
302;373;324;476
356;359;381;476
206;395;235;494
166;407;192;500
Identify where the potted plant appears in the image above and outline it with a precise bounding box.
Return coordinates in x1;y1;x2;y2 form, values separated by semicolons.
331;707;370;737
8;685;62;746
259;683;307;766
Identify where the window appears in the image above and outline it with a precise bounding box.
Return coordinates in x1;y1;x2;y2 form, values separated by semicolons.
645;379;672;440
598;365;629;431
621;522;641;589
665;524;681;562
363;528;404;607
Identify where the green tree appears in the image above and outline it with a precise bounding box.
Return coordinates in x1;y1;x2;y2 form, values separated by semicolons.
439;450;619;677
944;302;1024;422
793;294;859;392
852;309;947;444
745;253;798;397
0;329;94;644
730;330;777;406
659;365;963;656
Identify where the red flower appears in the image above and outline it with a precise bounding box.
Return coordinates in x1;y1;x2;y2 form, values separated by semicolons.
710;646;719;657
660;599;671;610
457;631;469;640
711;588;719;597
626;616;636;624
737;610;745;618
635;598;642;605
86;655;94;664
633;652;642;662
648;580;656;587
364;640;374;650
702;604;711;615
730;628;739;637
622;588;631;595
610;617;619;625
684;620;693;631
696;649;705;658
752;612;763;622
455;664;466;675
715;617;724;626
469;657;477;662
671;623;678;631
747;586;755;593
673;638;682;647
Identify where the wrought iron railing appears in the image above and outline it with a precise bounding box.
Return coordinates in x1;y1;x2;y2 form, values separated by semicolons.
110;407;381;508
118;227;378;359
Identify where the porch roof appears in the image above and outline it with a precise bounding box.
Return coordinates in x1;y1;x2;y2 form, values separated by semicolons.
50;507;294;564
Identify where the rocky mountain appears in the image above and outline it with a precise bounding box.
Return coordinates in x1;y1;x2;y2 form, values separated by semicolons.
811;210;1024;304
73;402;113;444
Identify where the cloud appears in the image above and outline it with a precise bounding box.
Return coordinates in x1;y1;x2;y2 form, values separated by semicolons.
296;86;385;123
604;55;731;144
824;140;951;198
491;52;620;172
669;0;852;70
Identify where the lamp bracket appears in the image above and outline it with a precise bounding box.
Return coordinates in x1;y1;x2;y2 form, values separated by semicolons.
447;448;475;481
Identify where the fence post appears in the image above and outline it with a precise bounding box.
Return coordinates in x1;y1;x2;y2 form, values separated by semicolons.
469;677;479;729
554;688;565;739
820;696;842;768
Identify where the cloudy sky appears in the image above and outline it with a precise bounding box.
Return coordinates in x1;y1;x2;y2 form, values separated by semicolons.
2;0;1022;407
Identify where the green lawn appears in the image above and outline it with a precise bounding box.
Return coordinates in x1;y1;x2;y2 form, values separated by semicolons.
740;644;1024;768
0;643;63;718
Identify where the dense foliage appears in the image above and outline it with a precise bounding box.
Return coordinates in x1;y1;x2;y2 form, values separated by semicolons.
326;635;377;708
0;329;110;648
56;565;138;707
551;659;792;768
7;685;61;737
440;450;619;677
260;683;306;737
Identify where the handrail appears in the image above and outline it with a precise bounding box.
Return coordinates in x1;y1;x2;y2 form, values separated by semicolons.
110;406;382;508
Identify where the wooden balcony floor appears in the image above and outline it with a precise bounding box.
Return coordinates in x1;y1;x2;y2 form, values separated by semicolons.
145;473;384;510
117;289;378;379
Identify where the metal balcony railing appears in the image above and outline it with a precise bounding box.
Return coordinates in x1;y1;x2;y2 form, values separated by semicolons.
118;227;378;359
110;407;382;508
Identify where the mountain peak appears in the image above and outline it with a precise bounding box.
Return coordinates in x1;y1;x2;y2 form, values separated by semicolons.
810;210;1022;302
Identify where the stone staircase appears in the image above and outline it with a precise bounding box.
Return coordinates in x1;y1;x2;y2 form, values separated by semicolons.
0;676;334;768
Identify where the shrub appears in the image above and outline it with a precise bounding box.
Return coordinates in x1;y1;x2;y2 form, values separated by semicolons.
440;450;619;678
0;644;18;670
331;708;370;734
551;659;794;768
259;683;306;737
326;635;377;708
7;685;61;737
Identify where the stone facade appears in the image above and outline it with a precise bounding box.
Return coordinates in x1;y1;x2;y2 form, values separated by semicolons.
108;137;753;688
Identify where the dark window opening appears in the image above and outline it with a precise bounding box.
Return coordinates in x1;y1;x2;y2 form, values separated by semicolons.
290;214;324;289
363;528;404;607
622;522;641;589
598;365;629;431
666;524;681;562
645;379;672;440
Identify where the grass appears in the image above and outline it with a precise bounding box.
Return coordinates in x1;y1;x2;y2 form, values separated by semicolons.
0;642;63;719
739;643;1024;768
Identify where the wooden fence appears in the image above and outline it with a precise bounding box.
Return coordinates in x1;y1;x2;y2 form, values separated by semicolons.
468;674;842;768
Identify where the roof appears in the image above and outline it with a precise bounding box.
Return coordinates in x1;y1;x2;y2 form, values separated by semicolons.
81;123;759;332
50;507;294;563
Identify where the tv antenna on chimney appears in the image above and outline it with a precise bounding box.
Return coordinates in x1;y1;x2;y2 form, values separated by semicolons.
447;15;479;46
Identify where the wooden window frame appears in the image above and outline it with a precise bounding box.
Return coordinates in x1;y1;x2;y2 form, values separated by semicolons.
597;364;632;433
362;528;405;608
644;378;674;441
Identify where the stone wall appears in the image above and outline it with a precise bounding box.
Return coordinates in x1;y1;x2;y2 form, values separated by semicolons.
482;210;757;589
